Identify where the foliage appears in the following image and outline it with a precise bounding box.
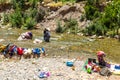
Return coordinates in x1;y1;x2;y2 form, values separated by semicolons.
84;21;107;36
9;8;23;28
11;0;26;9
25;8;38;19
56;21;64;33
86;0;99;5
21;17;36;30
9;6;38;29
56;18;79;34
76;0;85;3
3;13;9;24
101;1;120;35
84;3;100;20
84;0;120;37
9;0;40;29
80;14;85;22
36;7;46;22
56;0;76;3
64;18;78;34
28;0;39;8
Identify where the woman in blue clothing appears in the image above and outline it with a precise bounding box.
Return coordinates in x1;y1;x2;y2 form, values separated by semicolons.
43;28;51;42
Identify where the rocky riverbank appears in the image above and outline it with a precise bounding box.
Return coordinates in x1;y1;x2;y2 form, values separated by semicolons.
0;57;120;80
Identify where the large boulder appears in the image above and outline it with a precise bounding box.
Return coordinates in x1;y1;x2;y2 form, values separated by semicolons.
39;3;86;31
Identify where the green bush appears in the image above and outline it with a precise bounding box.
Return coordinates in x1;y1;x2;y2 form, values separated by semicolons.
84;21;108;36
3;13;9;24
57;0;75;3
25;8;38;19
83;23;95;36
36;7;46;22
11;0;26;9
106;31;116;38
56;21;64;33
21;17;36;30
85;4;100;20
80;14;85;22
99;0;120;36
28;0;39;8
76;0;85;3
9;6;38;29
94;22;107;36
64;18;78;34
86;0;99;5
55;18;79;34
9;8;23;28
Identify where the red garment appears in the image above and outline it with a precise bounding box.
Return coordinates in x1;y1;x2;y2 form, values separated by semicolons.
17;47;23;55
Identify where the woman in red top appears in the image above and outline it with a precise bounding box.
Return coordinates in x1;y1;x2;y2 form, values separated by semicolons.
97;51;106;67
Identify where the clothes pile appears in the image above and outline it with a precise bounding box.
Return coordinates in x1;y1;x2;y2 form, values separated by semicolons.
0;43;46;59
17;31;33;41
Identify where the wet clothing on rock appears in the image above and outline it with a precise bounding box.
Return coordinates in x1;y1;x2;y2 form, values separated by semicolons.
25;31;33;39
17;47;24;55
18;31;33;40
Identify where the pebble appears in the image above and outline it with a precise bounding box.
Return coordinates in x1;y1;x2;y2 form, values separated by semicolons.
0;58;120;80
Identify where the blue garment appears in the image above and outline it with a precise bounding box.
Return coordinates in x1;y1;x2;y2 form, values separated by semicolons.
41;47;45;52
32;48;40;54
44;30;50;42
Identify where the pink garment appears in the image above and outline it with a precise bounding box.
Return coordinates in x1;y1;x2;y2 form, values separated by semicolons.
97;51;105;56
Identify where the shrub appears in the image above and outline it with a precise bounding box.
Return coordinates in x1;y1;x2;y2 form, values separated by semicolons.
84;23;95;36
21;17;36;30
80;14;85;22
76;0;85;3
56;21;64;33
94;22;107;36
36;7;46;22
57;0;75;3
106;31;116;38
25;8;38;18
11;0;26;9
84;21;108;36
3;13;9;24
85;4;100;20
9;8;23;28
28;0;39;8
64;18;78;34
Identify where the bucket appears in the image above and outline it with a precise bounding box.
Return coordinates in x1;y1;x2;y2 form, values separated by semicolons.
66;61;74;67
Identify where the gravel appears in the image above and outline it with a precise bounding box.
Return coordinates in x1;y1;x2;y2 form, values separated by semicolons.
0;57;120;80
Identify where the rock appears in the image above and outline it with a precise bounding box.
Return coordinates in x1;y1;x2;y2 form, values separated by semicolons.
33;39;43;44
0;57;119;80
58;5;76;16
90;35;96;39
0;39;5;42
114;35;119;39
98;36;104;39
